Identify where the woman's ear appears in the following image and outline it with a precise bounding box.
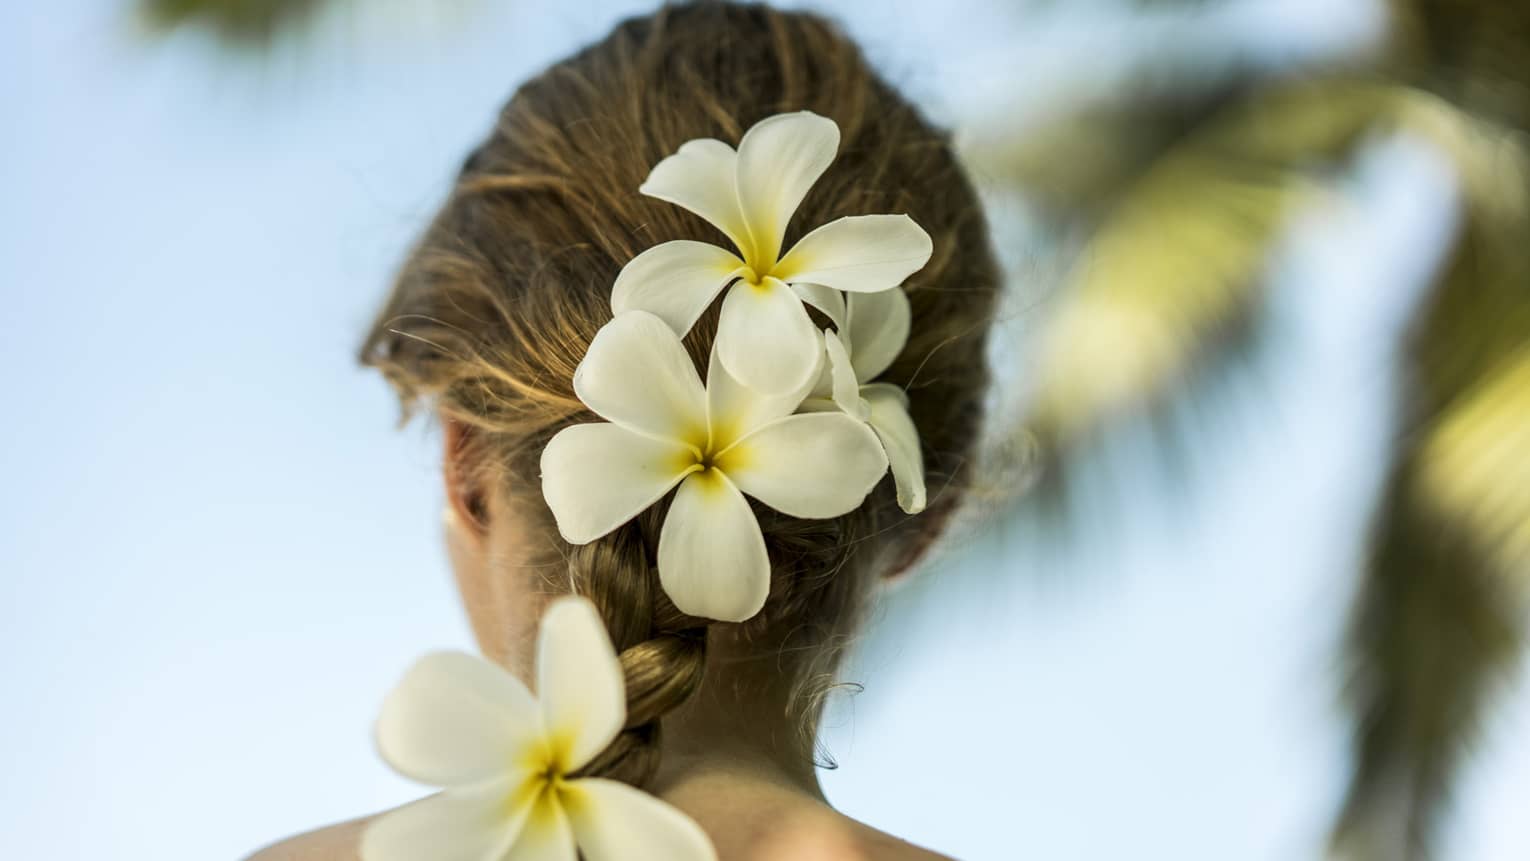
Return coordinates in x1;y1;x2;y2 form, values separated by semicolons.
442;416;492;542
440;415;522;667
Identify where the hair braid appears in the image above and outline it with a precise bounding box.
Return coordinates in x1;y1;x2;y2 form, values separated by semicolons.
565;521;709;788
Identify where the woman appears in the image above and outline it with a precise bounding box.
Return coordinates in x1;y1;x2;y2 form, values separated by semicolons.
252;3;1000;858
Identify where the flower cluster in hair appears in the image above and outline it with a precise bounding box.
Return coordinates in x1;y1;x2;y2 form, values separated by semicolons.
361;112;932;861
541;110;932;624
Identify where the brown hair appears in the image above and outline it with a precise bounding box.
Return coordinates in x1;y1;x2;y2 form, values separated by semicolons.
360;1;1000;789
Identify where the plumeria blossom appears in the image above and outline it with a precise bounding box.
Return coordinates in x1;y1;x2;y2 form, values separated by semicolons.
540;310;889;622
802;288;927;514
611;111;934;395
361;597;715;861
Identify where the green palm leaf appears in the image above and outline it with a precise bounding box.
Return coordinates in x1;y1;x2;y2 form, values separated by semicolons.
1335;119;1530;859
1013;67;1530;855
139;0;330;46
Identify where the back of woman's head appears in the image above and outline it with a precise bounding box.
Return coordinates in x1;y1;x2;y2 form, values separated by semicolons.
361;1;1000;789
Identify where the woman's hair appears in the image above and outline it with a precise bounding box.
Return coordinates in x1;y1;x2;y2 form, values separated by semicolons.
360;1;1000;789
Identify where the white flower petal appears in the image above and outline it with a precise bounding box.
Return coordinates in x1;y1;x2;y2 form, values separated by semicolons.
735;111;840;269
359;781;524;861
639;139;751;255
657;470;769;622
611;241;747;337
505;787;577;861
563;778;717;861
806;339;834;402
823;330;868;420
574;311;707;444
846;288;911;382
864;383;926;514
536;597;626;773
807;362;834;402
719;413;888;519
541;423;696;545
860;380;909;410
705;338;813;453
716;276;821;395
772;214;933;294
375;652;543;788
790;282;846;330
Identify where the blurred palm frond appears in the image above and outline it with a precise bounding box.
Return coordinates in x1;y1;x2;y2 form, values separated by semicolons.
1026;79;1506;441
1417;344;1530;577
966;94;1247;216
1405;0;1530;130
1336;126;1530;858
139;0;331;46
987;2;1530;854
1334;457;1523;860
1023;91;1325;443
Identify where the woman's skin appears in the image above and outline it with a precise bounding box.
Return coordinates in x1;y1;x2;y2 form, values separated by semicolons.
247;421;949;861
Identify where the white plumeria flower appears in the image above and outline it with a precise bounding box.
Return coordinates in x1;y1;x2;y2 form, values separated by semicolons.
803;288;927;514
611;111;934;395
540;310;889;622
362;597;716;861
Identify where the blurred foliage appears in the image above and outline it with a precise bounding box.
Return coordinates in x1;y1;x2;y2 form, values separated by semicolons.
965;94;1245;217
990;0;1530;857
1337;109;1530;856
139;0;330;46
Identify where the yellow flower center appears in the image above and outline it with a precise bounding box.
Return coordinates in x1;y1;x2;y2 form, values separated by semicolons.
672;445;726;483
736;264;777;292
504;744;571;818
672;434;750;484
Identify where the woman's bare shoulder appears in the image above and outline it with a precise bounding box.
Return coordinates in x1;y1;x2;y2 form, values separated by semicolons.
243;815;373;861
242;787;953;861
663;772;954;861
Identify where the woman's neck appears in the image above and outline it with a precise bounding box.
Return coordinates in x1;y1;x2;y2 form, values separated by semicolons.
630;635;956;859
654;647;828;800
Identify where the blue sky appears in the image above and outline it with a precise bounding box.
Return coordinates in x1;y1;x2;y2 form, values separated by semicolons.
3;1;1528;859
